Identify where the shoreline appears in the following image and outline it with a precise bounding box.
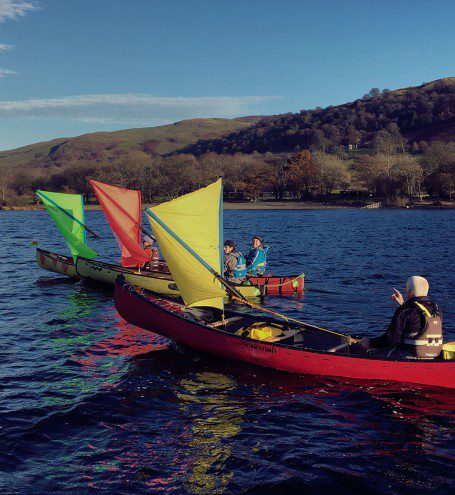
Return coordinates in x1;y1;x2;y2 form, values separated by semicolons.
2;201;455;211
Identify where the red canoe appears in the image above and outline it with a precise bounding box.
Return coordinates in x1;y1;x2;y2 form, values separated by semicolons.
151;264;304;295
248;274;304;295
114;280;455;389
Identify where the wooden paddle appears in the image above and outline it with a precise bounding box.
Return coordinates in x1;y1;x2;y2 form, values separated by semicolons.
327;337;359;352
173;251;357;344
146;206;353;343
230;294;350;339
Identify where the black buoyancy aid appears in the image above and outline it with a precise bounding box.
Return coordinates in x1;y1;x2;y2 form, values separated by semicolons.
401;301;443;358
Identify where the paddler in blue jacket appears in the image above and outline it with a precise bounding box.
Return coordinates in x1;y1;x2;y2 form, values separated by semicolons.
223;240;247;284
246;235;269;275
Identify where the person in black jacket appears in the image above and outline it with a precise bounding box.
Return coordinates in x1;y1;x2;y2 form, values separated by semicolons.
358;276;443;359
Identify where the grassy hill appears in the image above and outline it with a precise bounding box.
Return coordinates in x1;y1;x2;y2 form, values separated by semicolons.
179;77;455;155
1;77;453;171
0;116;260;170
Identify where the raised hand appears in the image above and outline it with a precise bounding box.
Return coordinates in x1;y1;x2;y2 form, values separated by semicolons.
391;288;404;306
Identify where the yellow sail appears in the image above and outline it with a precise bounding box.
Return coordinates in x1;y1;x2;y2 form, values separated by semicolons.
146;179;226;309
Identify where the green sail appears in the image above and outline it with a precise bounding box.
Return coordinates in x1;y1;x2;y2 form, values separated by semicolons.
36;190;97;260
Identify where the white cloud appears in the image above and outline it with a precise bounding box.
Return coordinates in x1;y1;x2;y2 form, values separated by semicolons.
0;68;16;78
0;0;36;23
0;93;277;124
0;2;37;79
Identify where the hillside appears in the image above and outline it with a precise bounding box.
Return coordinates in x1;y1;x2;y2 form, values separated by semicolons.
0;116;261;170
1;78;453;172
179;77;455;155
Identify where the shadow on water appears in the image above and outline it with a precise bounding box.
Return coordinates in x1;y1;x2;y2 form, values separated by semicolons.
35;276;77;287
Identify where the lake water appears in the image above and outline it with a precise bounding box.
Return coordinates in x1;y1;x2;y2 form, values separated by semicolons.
0;209;454;494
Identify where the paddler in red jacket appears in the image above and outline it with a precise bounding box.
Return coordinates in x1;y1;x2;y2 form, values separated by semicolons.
358;276;443;359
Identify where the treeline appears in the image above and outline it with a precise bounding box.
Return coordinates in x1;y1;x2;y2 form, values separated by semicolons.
180;79;455;155
1;139;453;207
353;140;454;202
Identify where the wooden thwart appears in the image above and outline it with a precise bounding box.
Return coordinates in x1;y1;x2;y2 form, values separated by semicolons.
211;316;244;328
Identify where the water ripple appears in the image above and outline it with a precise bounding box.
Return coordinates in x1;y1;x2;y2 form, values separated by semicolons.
0;209;454;494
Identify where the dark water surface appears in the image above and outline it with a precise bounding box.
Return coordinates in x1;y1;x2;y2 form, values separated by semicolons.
0;209;454;494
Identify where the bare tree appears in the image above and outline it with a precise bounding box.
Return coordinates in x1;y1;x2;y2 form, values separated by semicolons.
394;154;423;199
313;151;350;195
263;153;289;199
287;150;318;198
141;164;164;203
0;170;13;204
373;130;404;156
9;171;32;196
161;154;199;198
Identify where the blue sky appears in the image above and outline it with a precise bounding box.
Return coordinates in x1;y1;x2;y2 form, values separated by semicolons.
0;0;453;150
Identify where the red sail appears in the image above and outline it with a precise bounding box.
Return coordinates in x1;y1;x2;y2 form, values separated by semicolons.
90;180;151;267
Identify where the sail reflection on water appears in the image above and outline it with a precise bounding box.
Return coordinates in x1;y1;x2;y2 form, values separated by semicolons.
176;372;245;495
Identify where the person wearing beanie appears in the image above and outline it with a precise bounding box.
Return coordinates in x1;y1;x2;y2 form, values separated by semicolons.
358;276;443;359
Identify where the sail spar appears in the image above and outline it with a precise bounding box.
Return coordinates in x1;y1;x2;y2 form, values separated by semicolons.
146;179;225;309
90;180;151;268
36;190;97;260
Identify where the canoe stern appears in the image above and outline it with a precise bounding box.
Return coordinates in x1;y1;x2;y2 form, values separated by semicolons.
36;248;79;279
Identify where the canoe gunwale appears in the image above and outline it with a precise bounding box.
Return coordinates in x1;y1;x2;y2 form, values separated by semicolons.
76;257;263;299
127;261;305;294
114;281;455;389
127;283;341;354
36;247;80;279
76;256;173;280
117;280;454;365
36;247;75;266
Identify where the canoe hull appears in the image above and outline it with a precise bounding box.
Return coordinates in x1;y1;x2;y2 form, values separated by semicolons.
76;257;181;296
136;263;304;295
36;248;79;279
142;263;303;295
249;274;304;295
114;281;455;389
76;257;261;299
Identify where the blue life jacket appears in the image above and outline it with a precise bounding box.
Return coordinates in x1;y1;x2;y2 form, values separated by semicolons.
231;252;247;279
246;245;269;275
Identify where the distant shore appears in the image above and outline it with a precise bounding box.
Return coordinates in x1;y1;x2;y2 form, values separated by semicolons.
223;201;455;210
2;200;455;211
